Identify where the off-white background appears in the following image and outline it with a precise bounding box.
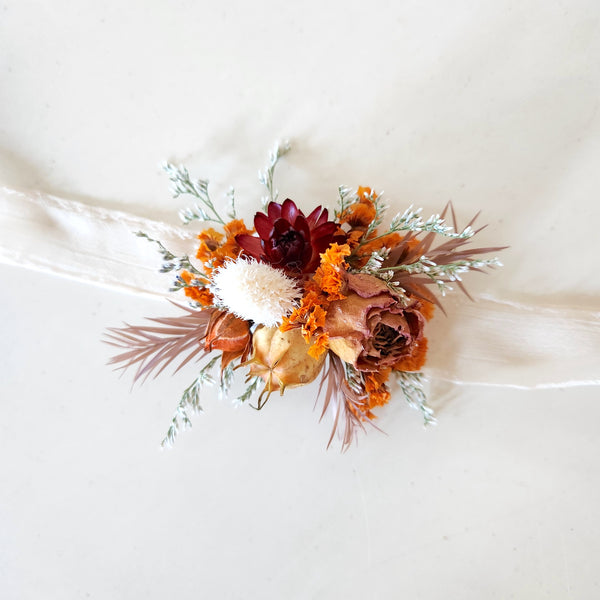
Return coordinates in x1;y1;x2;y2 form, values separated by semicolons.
1;1;599;598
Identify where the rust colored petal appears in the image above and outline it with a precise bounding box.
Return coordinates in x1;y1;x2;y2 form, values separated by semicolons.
393;336;428;372
326;291;394;339
323;272;427;372
220;346;250;371
235;234;263;259
345;272;391;298
205;311;251;353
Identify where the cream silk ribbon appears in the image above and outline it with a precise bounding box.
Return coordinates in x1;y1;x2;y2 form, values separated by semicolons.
2;186;598;389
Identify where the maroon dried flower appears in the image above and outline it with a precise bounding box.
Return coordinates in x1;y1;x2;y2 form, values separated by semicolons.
236;199;342;274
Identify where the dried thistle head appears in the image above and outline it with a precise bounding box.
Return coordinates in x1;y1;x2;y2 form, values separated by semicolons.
210;257;300;326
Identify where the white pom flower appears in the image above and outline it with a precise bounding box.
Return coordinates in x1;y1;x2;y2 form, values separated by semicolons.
210;258;300;326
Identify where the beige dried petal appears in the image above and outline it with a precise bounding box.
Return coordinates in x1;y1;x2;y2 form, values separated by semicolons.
327;337;361;365
247;326;326;400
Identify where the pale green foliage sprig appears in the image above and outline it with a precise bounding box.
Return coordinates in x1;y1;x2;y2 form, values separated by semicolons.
162;162;226;225
169;274;205;296
351;204;475;260
225;186;236;220
235;376;261;406
163;362;264;446
334;185;354;220
380;256;503;295
358;191;388;242
395;372;436;426
219;363;235;399
135;231;208;292
161;355;220;448
388;205;475;239
259;140;291;207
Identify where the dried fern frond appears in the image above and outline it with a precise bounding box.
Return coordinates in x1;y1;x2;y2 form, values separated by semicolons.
317;353;374;451
382;203;508;305
104;303;217;383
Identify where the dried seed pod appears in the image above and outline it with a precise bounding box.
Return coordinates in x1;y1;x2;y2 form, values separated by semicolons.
245;326;326;408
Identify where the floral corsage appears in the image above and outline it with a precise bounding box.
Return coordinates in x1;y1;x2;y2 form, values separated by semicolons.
106;143;503;449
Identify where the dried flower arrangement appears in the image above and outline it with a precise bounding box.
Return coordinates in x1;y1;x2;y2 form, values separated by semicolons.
106;143;504;449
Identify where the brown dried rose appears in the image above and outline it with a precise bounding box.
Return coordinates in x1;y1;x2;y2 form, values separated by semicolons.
245;326;326;405
324;272;426;372
204;310;251;370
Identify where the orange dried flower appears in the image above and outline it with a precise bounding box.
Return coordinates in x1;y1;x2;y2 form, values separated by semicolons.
346;229;364;249
281;259;335;357
196;228;224;264
189;287;215;307
357;186;377;201
281;290;330;357
281;290;321;330
317;270;345;299
359;232;402;257
180;270;194;284
180;271;214;306
393;337;428;372
339;187;377;229
321;242;351;266
313;243;351;300
363;369;392;417
344;202;377;229
307;333;330;360
304;304;327;338
418;300;435;321
223;219;252;238
194;220;254;275
280;243;354;358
